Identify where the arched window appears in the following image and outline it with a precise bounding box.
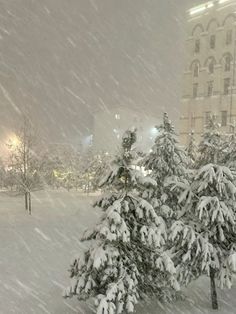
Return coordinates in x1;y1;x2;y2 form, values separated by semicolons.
193;63;199;77
224;55;231;72
226;29;232;45
208;60;214;74
193;83;198;98
210;34;216;49
205;57;216;75
194;39;200;53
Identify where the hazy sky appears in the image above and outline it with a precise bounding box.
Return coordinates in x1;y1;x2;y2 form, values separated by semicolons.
0;0;199;148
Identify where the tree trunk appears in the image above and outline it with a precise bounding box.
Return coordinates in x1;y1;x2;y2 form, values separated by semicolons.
210;267;218;310
25;192;28;211
28;192;32;215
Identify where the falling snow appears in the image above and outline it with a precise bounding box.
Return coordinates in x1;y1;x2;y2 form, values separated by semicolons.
2;1;236;313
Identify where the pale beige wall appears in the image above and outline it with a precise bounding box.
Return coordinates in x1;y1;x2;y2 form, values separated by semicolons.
180;0;236;146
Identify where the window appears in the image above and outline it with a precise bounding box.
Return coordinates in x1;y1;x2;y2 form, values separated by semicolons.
224;78;230;95
226;30;232;45
207;81;213;97
194;39;200;53
208;60;214;74
193;83;198;98
221;111;227;127
225;55;231;72
205;111;211;126
210;35;216;49
191;115;195;129
193;63;199;77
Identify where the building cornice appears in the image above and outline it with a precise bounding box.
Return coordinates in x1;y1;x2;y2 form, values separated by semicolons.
188;1;236;18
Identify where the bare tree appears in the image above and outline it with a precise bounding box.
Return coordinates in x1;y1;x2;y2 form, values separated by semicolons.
7;116;39;214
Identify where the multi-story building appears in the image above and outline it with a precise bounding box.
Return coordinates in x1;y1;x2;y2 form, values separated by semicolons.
93;107;160;153
180;0;236;145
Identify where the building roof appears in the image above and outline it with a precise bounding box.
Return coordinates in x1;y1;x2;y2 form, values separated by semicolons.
188;0;235;17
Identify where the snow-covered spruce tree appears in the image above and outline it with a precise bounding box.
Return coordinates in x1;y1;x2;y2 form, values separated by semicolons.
143;112;188;223
169;116;236;310
92;151;112;191
185;131;198;168
197;115;225;166
223;121;236;170
64;130;179;314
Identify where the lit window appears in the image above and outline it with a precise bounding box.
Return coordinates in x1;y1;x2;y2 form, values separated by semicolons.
208;60;214;74
224;55;231;72
210;35;216;49
221;111;227;127
226;30;232;45
194;39;200;53
224;78;230;95
115;114;120;120
193;83;198;98
207;81;213;97
193;63;199;77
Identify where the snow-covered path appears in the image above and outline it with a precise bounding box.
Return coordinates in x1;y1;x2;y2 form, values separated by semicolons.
0;190;236;314
0;190;99;314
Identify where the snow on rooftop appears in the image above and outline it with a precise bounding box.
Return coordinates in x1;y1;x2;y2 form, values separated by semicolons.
189;0;233;16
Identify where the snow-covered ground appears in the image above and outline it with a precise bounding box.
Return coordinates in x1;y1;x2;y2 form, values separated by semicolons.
0;190;236;314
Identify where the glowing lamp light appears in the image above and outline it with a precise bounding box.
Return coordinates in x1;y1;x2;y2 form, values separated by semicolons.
150;127;159;136
8;134;21;149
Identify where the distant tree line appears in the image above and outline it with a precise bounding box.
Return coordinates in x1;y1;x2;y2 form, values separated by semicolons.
0;117;111;214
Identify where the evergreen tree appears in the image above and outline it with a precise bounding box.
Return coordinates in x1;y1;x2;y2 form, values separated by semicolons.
169;117;236;310
197;115;224;166
92;151;111;191
185;131;198;168
64;130;179;314
223;121;236;169
143;112;187;222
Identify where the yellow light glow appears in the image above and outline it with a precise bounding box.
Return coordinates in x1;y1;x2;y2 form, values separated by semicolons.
7;134;21;149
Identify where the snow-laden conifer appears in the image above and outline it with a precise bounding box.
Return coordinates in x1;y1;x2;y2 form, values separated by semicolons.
169;117;236;310
223;121;236;170
64;130;179;314
143;112;187;222
197;115;224;166
185;131;198;168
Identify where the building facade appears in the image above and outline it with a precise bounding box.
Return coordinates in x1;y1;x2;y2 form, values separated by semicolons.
93;107;160;153
180;0;236;145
